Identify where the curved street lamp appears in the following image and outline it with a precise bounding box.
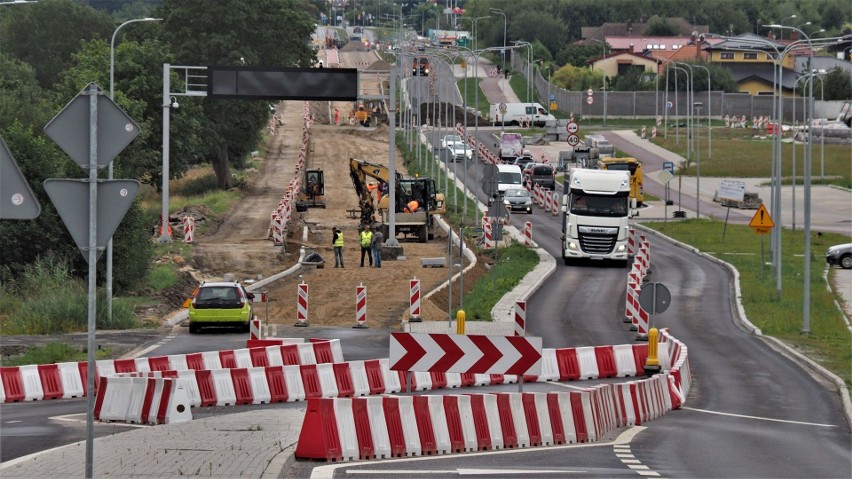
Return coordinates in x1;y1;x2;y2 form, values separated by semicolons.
489;8;507;75
106;16;162;322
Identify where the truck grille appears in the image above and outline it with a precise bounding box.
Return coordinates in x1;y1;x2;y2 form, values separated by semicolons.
577;226;618;254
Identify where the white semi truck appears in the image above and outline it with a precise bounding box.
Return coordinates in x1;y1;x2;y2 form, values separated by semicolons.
561;169;635;266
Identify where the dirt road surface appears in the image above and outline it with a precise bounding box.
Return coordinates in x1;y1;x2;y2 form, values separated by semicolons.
190;48;481;330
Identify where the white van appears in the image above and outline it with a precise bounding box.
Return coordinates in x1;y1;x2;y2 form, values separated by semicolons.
496;163;524;197
489;102;556;127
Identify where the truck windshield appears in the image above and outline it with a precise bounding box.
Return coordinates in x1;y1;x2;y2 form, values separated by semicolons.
605;162;638;175
570;191;629;217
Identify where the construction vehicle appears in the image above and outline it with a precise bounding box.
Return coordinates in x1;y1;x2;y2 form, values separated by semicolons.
300;169;326;208
561;169;636;266
349;158;445;243
351;102;370;126
412;57;430;76
597;156;644;206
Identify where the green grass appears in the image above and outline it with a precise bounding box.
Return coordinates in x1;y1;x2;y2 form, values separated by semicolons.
0;258;142;335
459;243;539;321
643;219;851;391
148;265;179;291
652;128;851;187
457;78;490;117
2;343;114;366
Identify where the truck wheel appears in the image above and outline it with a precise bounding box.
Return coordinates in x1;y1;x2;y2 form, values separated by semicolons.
418;225;428;243
563;257;572;266
189;322;199;334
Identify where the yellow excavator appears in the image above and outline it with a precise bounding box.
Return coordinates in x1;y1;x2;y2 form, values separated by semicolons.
349;158;445;243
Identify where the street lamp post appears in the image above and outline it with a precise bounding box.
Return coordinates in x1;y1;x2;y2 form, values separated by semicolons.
490;8;507;76
107;16;161;322
590;39;608;124
693;101;702;219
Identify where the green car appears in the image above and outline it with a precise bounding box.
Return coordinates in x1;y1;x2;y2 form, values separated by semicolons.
185;282;254;334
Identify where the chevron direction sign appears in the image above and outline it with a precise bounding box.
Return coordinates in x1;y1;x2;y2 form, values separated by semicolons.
389;333;542;376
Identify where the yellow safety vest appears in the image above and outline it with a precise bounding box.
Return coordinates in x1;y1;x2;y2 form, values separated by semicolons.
333;231;344;247
360;230;373;247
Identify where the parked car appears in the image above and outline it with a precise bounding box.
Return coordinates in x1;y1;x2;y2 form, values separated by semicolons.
441;134;461;149
826;243;852;269
503;188;533;213
184;281;254;333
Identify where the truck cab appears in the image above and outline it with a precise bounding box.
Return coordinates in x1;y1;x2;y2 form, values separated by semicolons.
561;169;635;266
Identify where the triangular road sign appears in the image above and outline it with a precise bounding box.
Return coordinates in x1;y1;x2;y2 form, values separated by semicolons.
487;200;509;219
0;138;41;220
749;204;775;228
44;179;140;263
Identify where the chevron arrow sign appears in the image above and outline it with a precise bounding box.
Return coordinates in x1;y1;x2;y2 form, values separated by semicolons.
389;333;542;376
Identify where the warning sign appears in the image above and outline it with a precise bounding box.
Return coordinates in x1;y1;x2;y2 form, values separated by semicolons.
749;204;774;234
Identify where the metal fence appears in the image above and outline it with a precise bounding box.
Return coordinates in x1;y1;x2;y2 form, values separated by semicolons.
511;54;846;122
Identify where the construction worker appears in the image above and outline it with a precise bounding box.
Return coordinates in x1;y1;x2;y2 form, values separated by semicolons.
332;227;345;268
333;108;340;126
404;200;420;213
359;225;373;267
371;226;384;268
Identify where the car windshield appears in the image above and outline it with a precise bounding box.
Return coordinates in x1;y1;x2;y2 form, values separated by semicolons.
196;286;242;303
504;189;530;198
498;172;523;185
445;136;461;143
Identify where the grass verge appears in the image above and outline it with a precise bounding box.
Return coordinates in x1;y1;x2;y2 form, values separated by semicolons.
460;243;539;321
643;219;851;392
2;343;114;367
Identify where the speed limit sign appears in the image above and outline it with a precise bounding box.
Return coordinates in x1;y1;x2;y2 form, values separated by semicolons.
586;96;594;105
567;134;580;146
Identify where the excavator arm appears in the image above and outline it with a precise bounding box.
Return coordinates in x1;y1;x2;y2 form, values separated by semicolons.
349;158;399;225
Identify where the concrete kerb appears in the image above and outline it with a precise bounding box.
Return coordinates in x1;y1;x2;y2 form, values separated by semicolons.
634;223;852;430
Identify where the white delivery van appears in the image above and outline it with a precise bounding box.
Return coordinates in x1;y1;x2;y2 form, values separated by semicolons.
489;103;556;127
496;163;524;197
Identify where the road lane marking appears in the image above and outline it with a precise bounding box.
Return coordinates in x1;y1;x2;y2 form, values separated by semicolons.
682;406;839;427
345;469;583;475
130;332;179;358
310;426;648;479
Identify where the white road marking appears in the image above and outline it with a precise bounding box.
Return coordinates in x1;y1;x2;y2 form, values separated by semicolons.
682;406;838;427
627;464;650;470
130;333;179;358
546;382;590;391
636;471;661;477
310;426;647;479
5;420;22;424
345;469;582;475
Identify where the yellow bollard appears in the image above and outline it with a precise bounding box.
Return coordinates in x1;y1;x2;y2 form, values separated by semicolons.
456;310;466;335
644;327;661;375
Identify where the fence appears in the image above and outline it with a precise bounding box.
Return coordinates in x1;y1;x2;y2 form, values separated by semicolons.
510;53;846;121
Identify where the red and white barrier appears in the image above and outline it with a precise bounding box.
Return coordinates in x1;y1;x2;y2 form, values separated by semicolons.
94;376;192;425
409;278;421;321
250;317;261;340
295;282;309;327
354;284;367;328
482;217;493;249
524;221;532;246
182;215;195;243
551;192;559;215
514;301;526;336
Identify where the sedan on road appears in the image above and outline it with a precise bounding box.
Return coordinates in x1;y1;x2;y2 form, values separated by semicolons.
503;187;533;213
441;134;461;149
